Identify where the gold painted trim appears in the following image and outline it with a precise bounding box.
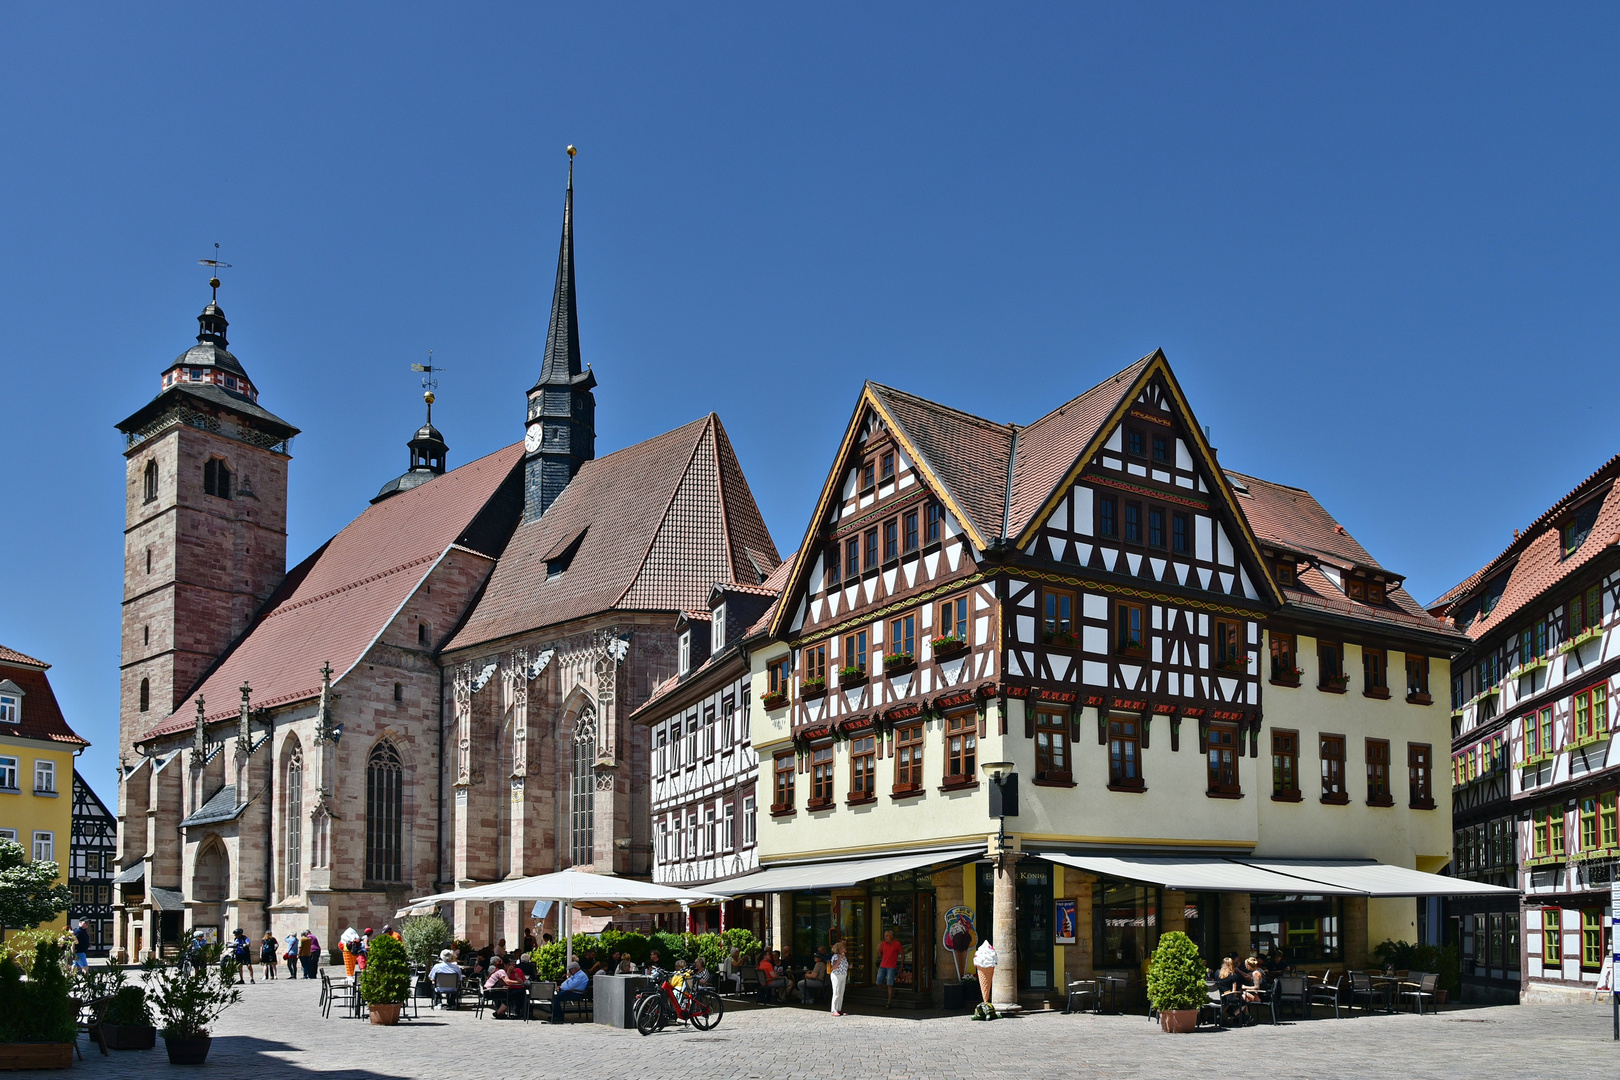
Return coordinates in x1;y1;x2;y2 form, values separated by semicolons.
757;835;992;864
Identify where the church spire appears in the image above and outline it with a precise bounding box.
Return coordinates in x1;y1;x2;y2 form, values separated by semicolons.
524;146;598;522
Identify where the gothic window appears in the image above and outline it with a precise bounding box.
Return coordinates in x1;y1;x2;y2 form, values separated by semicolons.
365;741;404;882
571;715;596;866
139;678;150;713
142;460;158;504
203;458;232;500
283;744;303;897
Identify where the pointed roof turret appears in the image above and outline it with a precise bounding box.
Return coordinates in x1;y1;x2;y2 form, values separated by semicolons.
534;145;592;391
373;390;450;503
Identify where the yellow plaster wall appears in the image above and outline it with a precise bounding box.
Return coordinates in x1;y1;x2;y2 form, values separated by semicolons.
0;736;75;933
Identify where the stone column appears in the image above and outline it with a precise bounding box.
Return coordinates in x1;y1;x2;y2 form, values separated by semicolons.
1221;893;1252;959
991;835;1020;1006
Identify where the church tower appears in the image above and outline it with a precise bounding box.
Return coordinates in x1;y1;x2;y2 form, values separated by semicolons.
524;146;597;522
115;279;298;760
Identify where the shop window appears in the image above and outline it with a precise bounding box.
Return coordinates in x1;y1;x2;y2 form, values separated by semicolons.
1408;743;1433;808
1544;909;1561;965
1034;708;1070;782
809;747;835;808
850;736;876;800
945;713;976;784
1270;633;1297;683
1365;739;1392;806
1094;883;1159;968
894;723;924;791
772;754;795;812
1320;735;1346;803
1044;588;1075;646
1115;601;1145;655
1098;495;1118;538
1206;722;1239;795
1250;894;1343;963
1272;731;1299;799
1363;648;1388;697
1109;717;1142;790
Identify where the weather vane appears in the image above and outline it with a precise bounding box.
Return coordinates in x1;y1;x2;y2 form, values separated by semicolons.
411;351;442;420
198;242;231;303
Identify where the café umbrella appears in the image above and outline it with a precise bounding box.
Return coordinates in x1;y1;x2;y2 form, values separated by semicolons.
408;869;727;969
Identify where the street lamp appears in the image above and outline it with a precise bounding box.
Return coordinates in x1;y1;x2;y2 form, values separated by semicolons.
979;760;1017;864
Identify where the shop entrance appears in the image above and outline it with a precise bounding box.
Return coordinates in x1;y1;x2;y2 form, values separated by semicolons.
869;872;935;996
792;892;832;963
1016;865;1054;992
836;898;871;987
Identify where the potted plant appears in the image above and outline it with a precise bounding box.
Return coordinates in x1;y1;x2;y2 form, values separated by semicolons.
882;651;916;675
801;676;827;700
761;689;788;710
837;664;868;688
1146;931;1207;1033
145;947;244;1064
0;940;77;1069
101;983;157;1050
1042;630;1077;649
359;932;410;1025
931;635;970;660
1323;671;1350;691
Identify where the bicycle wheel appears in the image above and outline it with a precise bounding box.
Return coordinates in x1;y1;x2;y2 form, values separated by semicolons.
689;989;724;1031
635;994;663;1036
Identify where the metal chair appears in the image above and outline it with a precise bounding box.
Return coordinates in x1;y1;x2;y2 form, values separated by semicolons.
1063;979;1098;1015
1347;971;1385;1015
1399;972;1439;1014
524;981;555;1023
1309;970;1343;1019
1273;974;1311;1021
432;970;462;1010
322;971;358;1019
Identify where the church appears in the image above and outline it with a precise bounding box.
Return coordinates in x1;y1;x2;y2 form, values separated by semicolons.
111;155;780;958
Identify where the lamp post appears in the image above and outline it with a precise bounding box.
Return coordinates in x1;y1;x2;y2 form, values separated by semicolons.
979;760;1019;1011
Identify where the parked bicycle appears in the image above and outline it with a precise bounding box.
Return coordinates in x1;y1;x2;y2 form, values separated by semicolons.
635;966;723;1036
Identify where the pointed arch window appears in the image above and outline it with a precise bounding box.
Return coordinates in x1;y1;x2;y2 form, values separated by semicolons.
366;741;404;882
138;678;150;713
571;714;596;866
203;458;232;499
143;460;158;504
283;744;303;897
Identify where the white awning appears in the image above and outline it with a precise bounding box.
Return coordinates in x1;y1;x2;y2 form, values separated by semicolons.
723;848;981;894
1040;853;1362;895
408;869;727;912
1237;859;1519;898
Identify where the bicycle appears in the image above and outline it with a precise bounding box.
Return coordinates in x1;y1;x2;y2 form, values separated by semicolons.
635;967;724;1036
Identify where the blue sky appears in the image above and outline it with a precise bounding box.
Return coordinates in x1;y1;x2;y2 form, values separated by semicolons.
2;4;1616;791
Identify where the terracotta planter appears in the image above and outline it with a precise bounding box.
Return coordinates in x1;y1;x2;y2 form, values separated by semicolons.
101;1023;158;1050
0;1043;73;1070
1158;1008;1198;1033
163;1035;213;1065
368;1003;403;1026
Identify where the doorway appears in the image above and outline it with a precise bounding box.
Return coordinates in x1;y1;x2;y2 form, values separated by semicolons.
1016;865;1053;992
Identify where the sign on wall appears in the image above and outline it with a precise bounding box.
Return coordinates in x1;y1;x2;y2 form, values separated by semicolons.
1055;899;1077;945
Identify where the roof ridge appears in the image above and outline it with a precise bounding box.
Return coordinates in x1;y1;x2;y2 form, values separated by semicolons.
0;645;49;669
260;552;440;619
867;382;1014;434
611;417;716;609
1020;354;1155;431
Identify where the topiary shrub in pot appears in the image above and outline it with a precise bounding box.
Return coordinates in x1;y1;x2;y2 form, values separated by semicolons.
1146;931;1208;1033
102;983;157;1050
359;932;410;1025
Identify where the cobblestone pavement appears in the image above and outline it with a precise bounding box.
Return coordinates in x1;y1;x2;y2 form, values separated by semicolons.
48;976;1617;1080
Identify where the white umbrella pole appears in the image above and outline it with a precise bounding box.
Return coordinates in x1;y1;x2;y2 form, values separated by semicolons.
564;902;573;971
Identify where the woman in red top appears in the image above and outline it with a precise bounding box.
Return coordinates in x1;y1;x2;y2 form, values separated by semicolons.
877;930;904;1008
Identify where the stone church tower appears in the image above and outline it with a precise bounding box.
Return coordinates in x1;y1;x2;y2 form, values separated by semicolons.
114;288;297;761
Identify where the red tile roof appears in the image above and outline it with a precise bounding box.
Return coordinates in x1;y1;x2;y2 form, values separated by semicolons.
446;415;780;652
1228;472;1465;644
145;443;524;735
0;651;89;747
1432;453;1620;641
867;385;1016;545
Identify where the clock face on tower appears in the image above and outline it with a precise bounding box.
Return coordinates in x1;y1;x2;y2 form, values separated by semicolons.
524;422;544;454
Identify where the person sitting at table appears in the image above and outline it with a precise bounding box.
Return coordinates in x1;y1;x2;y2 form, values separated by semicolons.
720;949;743;993
1242;956;1268;1007
551;961;589;1024
485;959;512;1018
504;959;529;1018
647;949;663;973
429;949;463;1009
615;954;635;975
797;949;828;1004
691;955;714;987
517;952;538;979
758;951;791;1004
1215;958;1249;1025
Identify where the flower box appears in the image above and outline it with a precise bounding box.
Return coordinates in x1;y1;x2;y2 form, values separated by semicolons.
800;678;827;701
1270;668;1302;688
1115;642;1147;659
932;636;970;661
1559;626;1603;654
0;1044;73;1070
883;653;917;675
1215;658;1246;673
1406;691;1433;706
1364;686;1391;700
838;667;869;689
761;691;788;710
1042;630;1078;649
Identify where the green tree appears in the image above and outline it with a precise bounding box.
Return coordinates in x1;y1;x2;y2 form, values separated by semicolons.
0;838;70;937
400;915;449;968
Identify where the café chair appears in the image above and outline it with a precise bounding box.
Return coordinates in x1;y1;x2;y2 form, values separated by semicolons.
1273;974;1311;1021
1063;979;1098;1015
1400;972;1439;1015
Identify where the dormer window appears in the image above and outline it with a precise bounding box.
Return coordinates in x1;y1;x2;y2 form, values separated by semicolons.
224;375;237;390
1274;560;1295;586
1347;578;1365;602
1367;580;1385;605
0;682;20;724
1561;499;1603;558
712;605;726;650
189;368;202;382
679;632;691;675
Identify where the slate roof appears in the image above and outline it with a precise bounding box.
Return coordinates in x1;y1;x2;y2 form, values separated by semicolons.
1228;472;1466;645
447;415;780;652
145;442;524;736
116;381;299;441
1430;453;1620;642
179;786;245;829
0;649;89;747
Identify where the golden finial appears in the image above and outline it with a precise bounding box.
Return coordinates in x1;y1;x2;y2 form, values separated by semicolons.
424;390;435;405
566;144;576;158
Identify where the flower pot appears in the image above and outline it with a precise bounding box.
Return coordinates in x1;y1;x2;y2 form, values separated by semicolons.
102;1023;158;1050
368;1003;403;1026
0;1043;74;1070
1158;1008;1198;1033
163;1035;213;1065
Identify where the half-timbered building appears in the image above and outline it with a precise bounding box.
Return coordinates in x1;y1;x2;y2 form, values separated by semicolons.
69;774;117;956
742;351;1497;1008
1431;453;1620;1003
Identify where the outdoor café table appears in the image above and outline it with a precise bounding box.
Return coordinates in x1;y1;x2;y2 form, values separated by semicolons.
1366;974;1401;1014
1095;974;1128;1014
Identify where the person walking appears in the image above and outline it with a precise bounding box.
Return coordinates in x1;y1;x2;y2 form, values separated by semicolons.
231;928;255;983
284;932;300;978
827;941;850;1016
877;929;904;1008
297;931;315;979
72;921;90;973
260;930;278;980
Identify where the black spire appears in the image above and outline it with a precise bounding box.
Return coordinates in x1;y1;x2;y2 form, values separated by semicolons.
524;146;598;522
